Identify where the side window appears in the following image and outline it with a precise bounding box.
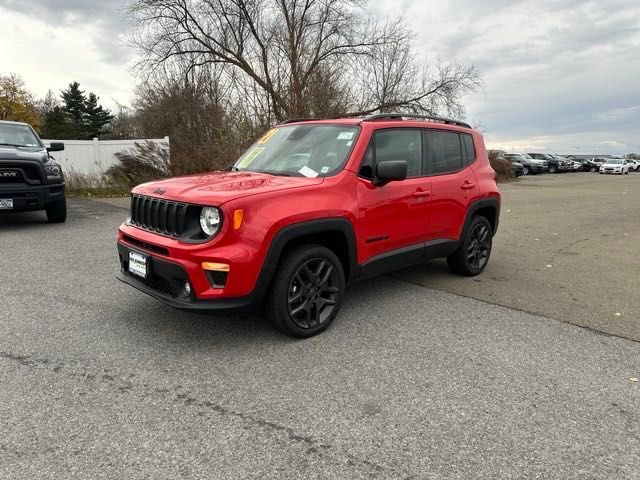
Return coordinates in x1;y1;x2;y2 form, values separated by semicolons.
359;129;423;179
462;134;476;165
428;130;463;175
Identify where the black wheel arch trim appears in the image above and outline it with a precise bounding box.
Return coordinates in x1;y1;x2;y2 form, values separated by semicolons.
462;197;501;240
253;217;358;302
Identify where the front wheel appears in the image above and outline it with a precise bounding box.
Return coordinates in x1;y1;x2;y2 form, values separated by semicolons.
46;198;67;223
266;245;345;338
590;166;597;172
523;167;529;175
447;216;493;276
549;165;557;173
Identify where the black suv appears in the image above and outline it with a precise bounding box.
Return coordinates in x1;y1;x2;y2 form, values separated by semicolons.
0;120;66;222
528;153;569;173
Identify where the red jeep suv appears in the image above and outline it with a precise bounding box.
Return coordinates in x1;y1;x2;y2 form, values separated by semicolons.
117;114;500;337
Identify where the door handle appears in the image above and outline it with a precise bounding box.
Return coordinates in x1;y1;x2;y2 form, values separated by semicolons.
412;191;431;198
461;182;476;190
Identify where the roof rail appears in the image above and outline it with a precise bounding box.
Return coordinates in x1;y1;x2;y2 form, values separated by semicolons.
280;118;318;124
362;113;472;129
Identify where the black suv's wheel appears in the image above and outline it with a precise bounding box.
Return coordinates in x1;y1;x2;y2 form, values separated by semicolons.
522;167;529;175
590;166;597;172
46;198;67;223
266;244;345;338
549;165;557;173
447;216;493;276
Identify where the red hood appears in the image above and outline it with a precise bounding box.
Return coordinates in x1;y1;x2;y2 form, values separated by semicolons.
132;171;324;205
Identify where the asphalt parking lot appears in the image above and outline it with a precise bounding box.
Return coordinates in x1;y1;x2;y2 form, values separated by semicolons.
1;173;639;479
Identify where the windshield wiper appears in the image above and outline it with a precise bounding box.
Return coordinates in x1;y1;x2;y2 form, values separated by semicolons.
259;170;300;177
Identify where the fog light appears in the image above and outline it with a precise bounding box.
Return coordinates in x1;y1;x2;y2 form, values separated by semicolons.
183;282;192;296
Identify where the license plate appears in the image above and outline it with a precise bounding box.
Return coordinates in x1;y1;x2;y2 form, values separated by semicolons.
0;199;13;210
128;251;148;279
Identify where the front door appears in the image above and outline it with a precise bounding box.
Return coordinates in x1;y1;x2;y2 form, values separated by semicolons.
355;128;432;263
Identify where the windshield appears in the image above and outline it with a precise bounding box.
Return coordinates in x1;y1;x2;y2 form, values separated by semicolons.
234;124;359;177
607;160;622;164
0;123;42;148
521;154;534;159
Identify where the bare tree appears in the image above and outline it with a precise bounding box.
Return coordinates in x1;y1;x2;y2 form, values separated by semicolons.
129;0;480;121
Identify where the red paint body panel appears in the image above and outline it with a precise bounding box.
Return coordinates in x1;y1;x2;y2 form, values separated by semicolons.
118;119;500;303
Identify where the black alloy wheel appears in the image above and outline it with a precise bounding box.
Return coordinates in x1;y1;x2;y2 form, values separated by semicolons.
287;258;340;329
466;222;491;272
447;216;493;276
266;245;345;337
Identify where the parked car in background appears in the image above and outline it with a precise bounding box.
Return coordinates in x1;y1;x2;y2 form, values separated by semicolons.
599;159;630;175
551;155;580;171
528;153;568;173
625;159;640;171
574;158;600;172
511;161;525;177
592;158;608;167
0;120;67;222
503;153;546;175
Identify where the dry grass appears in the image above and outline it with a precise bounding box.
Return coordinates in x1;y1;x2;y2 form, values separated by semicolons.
64;171;130;198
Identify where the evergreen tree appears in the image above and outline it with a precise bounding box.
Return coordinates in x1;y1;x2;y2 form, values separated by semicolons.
84;92;114;139
40;106;74;139
61;81;87;137
52;82;114;139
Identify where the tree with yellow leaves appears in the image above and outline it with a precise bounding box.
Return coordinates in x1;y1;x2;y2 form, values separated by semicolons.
0;74;41;129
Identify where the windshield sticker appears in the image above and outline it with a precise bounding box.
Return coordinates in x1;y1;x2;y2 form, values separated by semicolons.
237;147;264;168
299;166;319;178
337;131;354;141
320;166;330;174
257;128;279;145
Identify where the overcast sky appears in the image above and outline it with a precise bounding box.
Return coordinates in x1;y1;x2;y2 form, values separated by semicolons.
1;0;639;154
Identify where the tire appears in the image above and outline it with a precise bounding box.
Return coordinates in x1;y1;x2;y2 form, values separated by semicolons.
523;167;529;175
265;244;345;338
549;165;557;174
447;216;493;277
46;198;67;223
590;167;597;172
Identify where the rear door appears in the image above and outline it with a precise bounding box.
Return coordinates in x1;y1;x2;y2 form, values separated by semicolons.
425;130;478;241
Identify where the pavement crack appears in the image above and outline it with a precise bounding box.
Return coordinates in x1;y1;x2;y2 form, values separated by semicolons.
0;350;406;478
388;275;640;345
549;237;589;264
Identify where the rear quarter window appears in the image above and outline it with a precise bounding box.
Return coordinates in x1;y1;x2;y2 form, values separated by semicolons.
462;134;476;165
428;130;463;175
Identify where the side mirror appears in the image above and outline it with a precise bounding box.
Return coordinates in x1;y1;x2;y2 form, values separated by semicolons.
375;160;407;184
47;142;65;152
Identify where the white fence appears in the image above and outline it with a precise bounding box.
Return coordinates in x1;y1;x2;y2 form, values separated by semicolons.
41;137;170;176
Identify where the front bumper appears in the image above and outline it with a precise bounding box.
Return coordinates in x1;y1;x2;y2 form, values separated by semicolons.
116;241;259;313
0;183;65;211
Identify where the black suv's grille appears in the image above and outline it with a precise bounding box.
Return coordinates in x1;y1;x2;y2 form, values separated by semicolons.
130;195;189;237
0;164;42;184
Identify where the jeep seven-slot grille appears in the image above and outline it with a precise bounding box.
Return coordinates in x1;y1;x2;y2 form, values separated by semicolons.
129;195;188;237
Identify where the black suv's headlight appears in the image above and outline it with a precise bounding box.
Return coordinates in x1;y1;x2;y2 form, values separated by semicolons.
200;207;222;237
45;163;63;182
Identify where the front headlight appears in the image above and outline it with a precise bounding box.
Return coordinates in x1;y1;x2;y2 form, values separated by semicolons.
44;163;63;181
200;207;222;237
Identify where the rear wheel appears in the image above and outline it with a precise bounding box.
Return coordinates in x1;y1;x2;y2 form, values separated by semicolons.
447;216;493;276
46;198;67;223
266;245;345;338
